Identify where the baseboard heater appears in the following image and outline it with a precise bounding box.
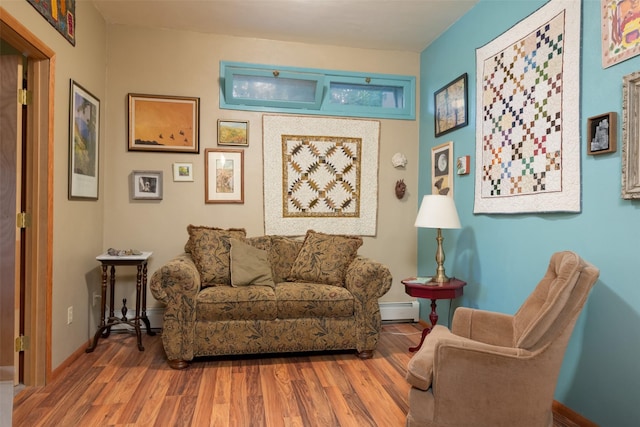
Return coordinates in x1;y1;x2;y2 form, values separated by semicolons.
379;301;419;322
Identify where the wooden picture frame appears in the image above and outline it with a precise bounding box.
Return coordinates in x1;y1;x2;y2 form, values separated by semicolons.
431;141;454;196
173;162;194;182
205;149;244;203
69;80;100;200
623;72;640;199
434;73;468;137
131;170;163;200
218;119;249;146
587;112;616;155
128;93;199;153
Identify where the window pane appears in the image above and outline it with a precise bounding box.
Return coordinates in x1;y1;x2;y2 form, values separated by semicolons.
232;74;318;103
329;82;404;108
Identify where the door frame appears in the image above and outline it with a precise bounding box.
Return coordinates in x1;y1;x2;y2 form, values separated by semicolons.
0;7;54;386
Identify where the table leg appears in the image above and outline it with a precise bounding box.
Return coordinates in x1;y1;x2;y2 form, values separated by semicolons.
140;262;155;336
134;264;144;351
409;299;439;352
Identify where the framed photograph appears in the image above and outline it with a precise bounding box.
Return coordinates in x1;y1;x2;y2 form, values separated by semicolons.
434;73;468;137
205;149;244;204
218;119;249;146
69;80;100;200
128;93;199;153
587;112;616;155
431;141;454;197
173;162;194;182
131;170;163;200
622;72;640;199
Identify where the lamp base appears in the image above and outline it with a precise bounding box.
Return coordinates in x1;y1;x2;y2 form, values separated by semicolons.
431;228;450;283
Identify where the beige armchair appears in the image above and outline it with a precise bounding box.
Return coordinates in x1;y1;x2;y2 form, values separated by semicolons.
405;251;599;427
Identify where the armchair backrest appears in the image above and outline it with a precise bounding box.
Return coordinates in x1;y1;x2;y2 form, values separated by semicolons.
513;251;599;350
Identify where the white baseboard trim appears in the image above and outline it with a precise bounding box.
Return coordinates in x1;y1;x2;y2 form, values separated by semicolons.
379;301;419;322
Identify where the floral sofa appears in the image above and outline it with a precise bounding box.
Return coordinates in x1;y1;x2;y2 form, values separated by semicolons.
150;226;393;369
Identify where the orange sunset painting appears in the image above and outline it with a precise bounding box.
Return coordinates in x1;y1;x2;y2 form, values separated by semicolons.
131;96;198;151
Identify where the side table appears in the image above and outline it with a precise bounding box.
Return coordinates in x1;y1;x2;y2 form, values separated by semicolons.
86;251;156;352
401;277;466;352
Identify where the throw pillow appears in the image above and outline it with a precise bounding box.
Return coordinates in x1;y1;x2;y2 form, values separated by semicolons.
186;225;246;286
288;230;363;286
229;238;275;287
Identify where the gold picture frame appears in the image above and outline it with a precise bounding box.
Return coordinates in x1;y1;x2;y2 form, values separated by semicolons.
205;149;244;203
431;141;454;197
128;93;199;153
218;119;249;146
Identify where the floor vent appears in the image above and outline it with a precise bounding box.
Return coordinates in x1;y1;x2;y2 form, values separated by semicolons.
379;301;419;322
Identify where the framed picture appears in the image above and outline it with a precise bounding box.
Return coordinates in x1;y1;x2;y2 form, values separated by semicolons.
431;141;454;196
69;80;100;200
587;112;616;155
173;162;194;182
128;93;199;153
218;119;249;146
131;170;163;200
205;149;244;203
601;0;640;68
622;72;640;199
434;73;468;137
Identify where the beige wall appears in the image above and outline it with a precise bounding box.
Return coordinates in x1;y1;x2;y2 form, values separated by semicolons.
104;25;421;311
5;0;420;371
2;0;107;369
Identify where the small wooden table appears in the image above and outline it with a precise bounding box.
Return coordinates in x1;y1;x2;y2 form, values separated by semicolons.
86;251;155;352
401;277;466;352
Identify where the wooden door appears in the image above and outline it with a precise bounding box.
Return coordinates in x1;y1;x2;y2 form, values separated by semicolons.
0;54;23;385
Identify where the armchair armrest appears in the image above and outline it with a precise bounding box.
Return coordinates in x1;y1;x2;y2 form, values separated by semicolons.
345;256;393;354
149;253;201;363
452;306;515;347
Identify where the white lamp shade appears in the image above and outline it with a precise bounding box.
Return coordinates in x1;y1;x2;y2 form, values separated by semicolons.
414;195;461;229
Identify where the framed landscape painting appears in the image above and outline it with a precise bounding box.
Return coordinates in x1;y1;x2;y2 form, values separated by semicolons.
128;93;199;153
69;80;100;200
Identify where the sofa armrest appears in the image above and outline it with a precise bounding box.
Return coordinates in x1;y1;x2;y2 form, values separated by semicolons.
452;306;515;347
149;253;201;362
345;256;393;354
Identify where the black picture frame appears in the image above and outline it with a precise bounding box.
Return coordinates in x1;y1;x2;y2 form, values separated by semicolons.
434;73;468;137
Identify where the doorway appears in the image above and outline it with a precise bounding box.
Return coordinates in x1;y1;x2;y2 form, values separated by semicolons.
0;7;55;388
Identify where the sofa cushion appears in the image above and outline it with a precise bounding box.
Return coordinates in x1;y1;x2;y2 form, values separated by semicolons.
186;225;246;287
276;282;354;319
196;285;277;321
229;238;275;288
288;230;363;286
270;235;303;283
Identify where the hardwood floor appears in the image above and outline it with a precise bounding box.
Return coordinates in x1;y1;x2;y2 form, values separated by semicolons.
13;323;589;426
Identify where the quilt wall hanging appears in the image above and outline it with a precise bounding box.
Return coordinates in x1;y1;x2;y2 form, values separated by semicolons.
27;0;75;46
263;115;380;236
474;0;581;214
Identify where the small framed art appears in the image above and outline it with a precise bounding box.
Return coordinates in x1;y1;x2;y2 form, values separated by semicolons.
69;80;100;200
173;162;193;182
432;141;453;196
434;73;468;137
218;119;249;146
205;149;244;203
587;112;616;155
128;93;199;153
131;170;163;200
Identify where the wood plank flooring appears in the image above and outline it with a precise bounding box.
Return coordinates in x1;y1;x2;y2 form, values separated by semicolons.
13;323;586;426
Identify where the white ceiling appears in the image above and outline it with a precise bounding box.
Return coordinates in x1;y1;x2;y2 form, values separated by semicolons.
90;0;478;53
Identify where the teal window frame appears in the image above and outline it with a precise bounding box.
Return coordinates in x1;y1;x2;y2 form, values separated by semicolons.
220;61;415;120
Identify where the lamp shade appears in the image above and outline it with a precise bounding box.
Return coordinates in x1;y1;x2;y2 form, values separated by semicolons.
414;195;461;229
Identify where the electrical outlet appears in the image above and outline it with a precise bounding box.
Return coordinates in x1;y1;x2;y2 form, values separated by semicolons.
67;306;73;324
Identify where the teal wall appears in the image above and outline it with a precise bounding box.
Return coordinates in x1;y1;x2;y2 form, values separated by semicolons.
418;0;639;425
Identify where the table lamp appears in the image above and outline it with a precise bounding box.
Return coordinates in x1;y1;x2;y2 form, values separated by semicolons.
414;195;461;283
